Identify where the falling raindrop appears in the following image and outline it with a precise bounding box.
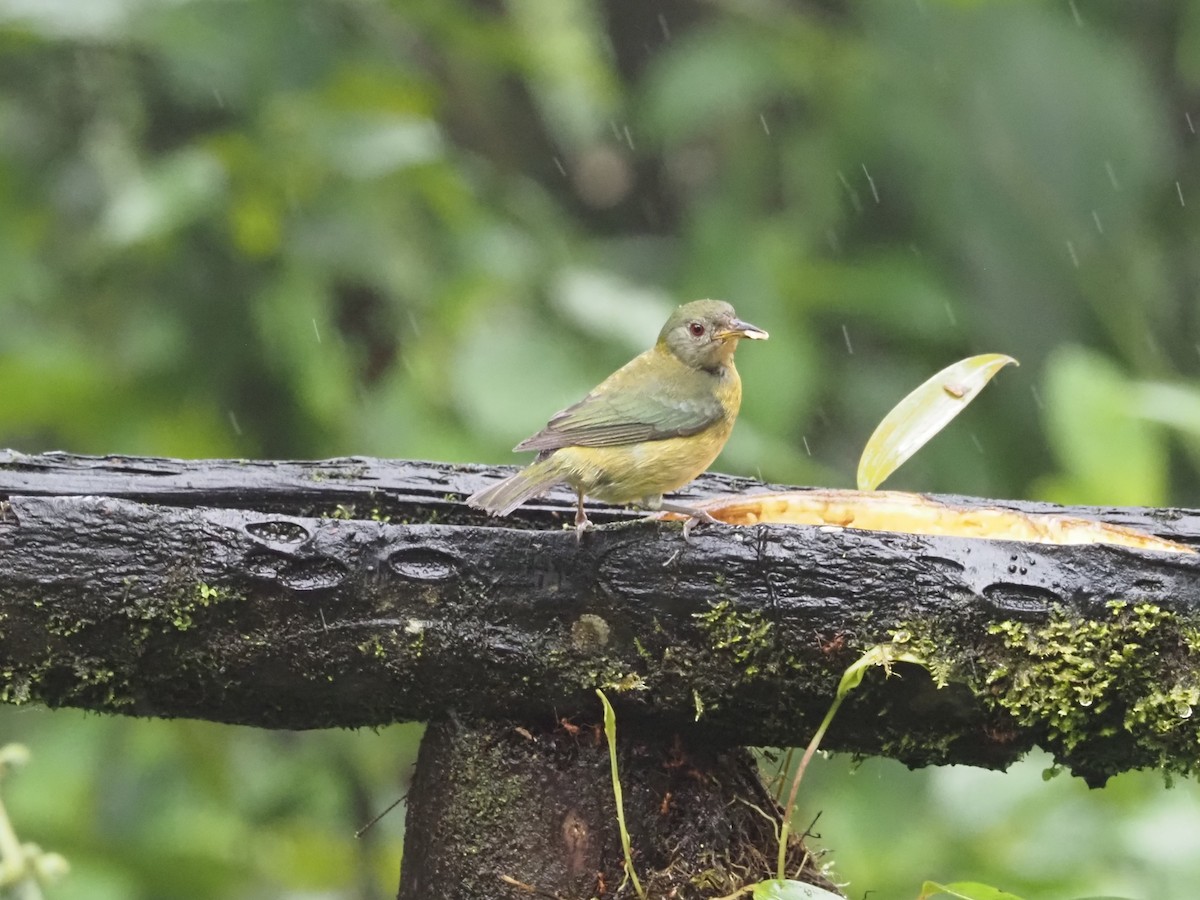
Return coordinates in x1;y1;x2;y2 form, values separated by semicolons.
759;113;770;136
1068;0;1083;26
553;156;567;176
1091;210;1104;234
802;435;811;456
1030;384;1044;410
1066;240;1080;268
841;324;854;355
228;410;243;436
1186;112;1196;134
657;13;670;40
943;302;957;326
1176;181;1186;207
312;318;322;343
837;170;862;213
1104;160;1121;190
862;164;879;203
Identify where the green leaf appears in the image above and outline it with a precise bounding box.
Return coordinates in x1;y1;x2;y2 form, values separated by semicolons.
1132;381;1200;439
753;878;845;900
857;354;1017;490
918;881;1025;900
640;29;788;143
101;147;226;246
1040;346;1166;506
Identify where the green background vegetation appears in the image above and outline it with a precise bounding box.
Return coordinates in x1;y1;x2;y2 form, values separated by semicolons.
2;0;1200;897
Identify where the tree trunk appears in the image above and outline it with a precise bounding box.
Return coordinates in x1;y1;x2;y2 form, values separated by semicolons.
397;718;832;900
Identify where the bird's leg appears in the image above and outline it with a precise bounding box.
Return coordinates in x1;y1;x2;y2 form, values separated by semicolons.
574;489;591;540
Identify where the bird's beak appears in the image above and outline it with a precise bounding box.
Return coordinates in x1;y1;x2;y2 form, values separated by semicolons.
716;318;769;341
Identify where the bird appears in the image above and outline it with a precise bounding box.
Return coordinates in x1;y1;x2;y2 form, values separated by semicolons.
466;299;768;535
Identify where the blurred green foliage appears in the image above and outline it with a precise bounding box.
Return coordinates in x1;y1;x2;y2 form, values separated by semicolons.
2;0;1200;897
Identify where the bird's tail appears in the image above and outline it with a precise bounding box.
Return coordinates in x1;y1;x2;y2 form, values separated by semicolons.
466;457;565;517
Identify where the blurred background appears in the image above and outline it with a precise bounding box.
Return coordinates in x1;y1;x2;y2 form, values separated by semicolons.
1;0;1199;897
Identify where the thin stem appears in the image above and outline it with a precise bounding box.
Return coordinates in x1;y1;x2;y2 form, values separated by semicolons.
596;691;645;900
776;692;844;880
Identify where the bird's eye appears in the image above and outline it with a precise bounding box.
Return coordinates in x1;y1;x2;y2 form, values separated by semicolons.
687;321;705;338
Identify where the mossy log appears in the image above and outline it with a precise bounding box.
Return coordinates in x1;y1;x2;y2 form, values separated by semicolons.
0;449;1198;791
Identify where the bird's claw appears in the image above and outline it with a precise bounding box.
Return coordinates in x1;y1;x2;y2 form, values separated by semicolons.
681;509;721;541
574;508;591;543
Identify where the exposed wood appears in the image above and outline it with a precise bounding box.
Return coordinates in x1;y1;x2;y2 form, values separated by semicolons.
1;451;1199;786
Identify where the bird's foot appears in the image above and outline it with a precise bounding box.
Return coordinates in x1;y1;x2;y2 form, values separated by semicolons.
681;510;721;540
574;508;592;542
657;501;721;541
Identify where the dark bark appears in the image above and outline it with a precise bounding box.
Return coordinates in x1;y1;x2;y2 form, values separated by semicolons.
1;451;1199;788
397;719;834;900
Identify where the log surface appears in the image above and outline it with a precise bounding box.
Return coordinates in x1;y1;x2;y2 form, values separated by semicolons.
1;451;1198;784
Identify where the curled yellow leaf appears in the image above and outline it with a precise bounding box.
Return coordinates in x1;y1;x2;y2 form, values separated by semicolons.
857;354;1018;491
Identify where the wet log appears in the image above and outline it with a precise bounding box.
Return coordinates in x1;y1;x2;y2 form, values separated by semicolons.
0;450;1197;789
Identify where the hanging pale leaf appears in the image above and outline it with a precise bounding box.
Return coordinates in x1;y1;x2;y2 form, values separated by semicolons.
917;882;1026;900
857;354;1018;490
753;878;846;900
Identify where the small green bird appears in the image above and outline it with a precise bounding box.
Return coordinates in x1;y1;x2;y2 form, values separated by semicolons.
466;299;768;533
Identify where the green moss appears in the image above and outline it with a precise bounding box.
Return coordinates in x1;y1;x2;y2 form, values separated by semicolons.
0;668;32;705
888;624;957;688
46;608;88;638
982;600;1200;778
602;672;647;693
358;636;388;659
693;601;776;678
154;583;244;632
877;726;958;763
195;583;227;606
1;653;134;712
570;614;611;654
633;636;652;661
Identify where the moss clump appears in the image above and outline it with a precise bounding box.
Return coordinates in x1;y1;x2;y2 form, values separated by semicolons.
985;600;1200;779
888;624;958;688
325;504;356;520
570;614;611;654
693;601;776;678
162;583;244;632
358;635;389;660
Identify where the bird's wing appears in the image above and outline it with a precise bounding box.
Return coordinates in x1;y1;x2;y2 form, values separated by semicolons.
514;350;726;451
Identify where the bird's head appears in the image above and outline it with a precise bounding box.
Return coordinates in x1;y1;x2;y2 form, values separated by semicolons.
658;299;768;371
